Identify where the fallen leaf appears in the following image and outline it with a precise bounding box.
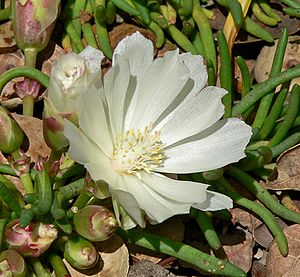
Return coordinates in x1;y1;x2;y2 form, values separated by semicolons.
266;224;300;277
251;261;266;277
63;235;129;277
267;144;300;190
0;21;17;53
11;114;51;161
222;229;254;273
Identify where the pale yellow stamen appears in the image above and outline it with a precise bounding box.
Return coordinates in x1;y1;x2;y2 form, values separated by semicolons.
111;124;165;178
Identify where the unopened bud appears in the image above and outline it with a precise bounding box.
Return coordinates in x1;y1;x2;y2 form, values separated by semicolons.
74;205;118;242
43;97;69;151
12;0;60;52
0;106;24;153
0;250;27;277
5;219;58;257
64;236;98;270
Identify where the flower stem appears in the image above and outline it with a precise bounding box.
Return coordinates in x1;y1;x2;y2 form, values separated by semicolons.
0;66;49;92
117;228;246;277
12;150;34;194
48;254;70;277
227;166;300;224
0;218;7;249
191;208;227;260
0;164;17;176
215;177;288;257
29;257;51;277
232;64;300;116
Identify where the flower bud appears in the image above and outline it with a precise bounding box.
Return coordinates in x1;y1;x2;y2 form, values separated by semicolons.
5;219;58;257
0;250;27;277
84;174;110;199
0;106;24;154
74;205;118;242
47;46;104;114
43;97;69;151
64;236;98;270
12;0;60;52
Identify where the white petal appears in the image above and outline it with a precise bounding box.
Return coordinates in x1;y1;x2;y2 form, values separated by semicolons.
127;50;191;129
104;56;136;137
178;52;207;98
76;86;113;156
111;175;145;227
47;79;65;112
157;118;252;173
79;46;104;73
64;120;112;180
157;86;227;146
192;190;233;211
123;175;191;223
112;195;139;230
113;32;154;77
141;172;208;203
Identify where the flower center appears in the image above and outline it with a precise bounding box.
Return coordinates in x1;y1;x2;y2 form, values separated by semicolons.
111;125;165;178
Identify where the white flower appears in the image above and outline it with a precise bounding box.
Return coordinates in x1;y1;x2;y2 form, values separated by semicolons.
63;32;252;229
47;46;104;113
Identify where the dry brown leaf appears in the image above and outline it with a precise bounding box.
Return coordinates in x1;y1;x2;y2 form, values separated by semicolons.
222;230;254;273
267;144;300;191
0;21;17;53
251;261;266;277
63;235;129;277
11;114;51;161
230;208;255;232
254;218;288;249
266;224;300;277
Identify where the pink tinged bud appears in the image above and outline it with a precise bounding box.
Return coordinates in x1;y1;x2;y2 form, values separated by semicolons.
14;79;41;99
12;0;60;52
64;236;99;270
0;106;24;154
43;97;69;151
73;205;118;242
0;250;27;277
5;219;58;257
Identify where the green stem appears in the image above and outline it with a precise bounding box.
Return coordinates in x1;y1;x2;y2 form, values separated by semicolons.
191;208;227;259
0;67;49;92
0;218;7;250
252;28;288;130
29;257;51;277
117;228;246;276
227;166;300;224
216;178;288;257
12;150;34;194
269;85;300;146
232;64;300;117
48;254;70;277
0;8;10;21
0;164;17;176
271;132;300;158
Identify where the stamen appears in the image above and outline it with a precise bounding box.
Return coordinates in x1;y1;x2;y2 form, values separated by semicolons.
111;124;164;177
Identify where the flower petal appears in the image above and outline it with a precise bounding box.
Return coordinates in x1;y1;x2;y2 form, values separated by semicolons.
79;46;104;73
76;86;113;156
127;49;191;129
104;56;136;137
157;86;227;146
178;52;207;97
63;120;113;182
192;190;233;211
157;118;252;173
112;189;145;229
141;172;208;203
113;32;154;77
123;175;192;223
